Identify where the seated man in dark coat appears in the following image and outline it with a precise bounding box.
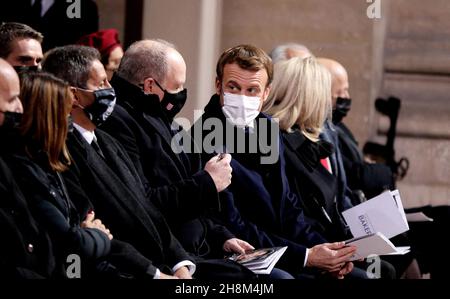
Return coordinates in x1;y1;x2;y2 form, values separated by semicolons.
318;58;394;200
100;40;257;263
43;45;254;279
0;58;55;279
190;45;357;278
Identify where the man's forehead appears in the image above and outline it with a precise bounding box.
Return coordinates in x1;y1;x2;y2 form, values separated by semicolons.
223;63;268;85
12;38;42;53
89;60;107;80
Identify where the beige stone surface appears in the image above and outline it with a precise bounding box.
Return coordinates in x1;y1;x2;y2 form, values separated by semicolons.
385;0;450;74
378;73;450;139
96;0;126;42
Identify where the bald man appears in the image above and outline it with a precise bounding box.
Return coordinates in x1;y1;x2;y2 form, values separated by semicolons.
317;58;349;110
0;58;55;278
100;40;256;279
318;57;394;199
0;58;22;126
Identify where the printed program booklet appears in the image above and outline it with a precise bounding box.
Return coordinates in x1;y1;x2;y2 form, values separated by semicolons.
228;246;288;274
345;232;410;261
341;189;411;259
342;189;409;239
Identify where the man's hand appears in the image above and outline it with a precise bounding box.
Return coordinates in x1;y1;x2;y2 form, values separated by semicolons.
159;272;179;279
204;153;232;192
306;242;356;271
173;266;192;279
223;238;255;254
329;261;354;279
81;211;113;240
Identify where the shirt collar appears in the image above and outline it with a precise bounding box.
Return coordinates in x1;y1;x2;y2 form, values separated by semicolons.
73;123;97;145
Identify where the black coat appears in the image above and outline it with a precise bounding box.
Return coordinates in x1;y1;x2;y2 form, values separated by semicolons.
63;129;193;275
101;74;234;257
190;95;327;275
5;139;161;279
282;129;351;241
4;147;111;277
0;156;55;279
335;122;394;198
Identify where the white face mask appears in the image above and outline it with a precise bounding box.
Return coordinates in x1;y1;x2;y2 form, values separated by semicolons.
221;92;261;127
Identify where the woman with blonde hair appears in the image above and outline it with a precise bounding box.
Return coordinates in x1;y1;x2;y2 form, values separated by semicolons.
263;56;351;243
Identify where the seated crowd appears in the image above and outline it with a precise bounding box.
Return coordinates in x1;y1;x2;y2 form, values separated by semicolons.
1;22;445;280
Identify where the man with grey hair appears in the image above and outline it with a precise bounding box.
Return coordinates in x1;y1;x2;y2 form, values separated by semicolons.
101;39;258;279
269;42;312;63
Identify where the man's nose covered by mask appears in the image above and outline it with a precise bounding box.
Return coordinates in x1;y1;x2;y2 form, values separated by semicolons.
154;80;187;120
222;92;261;127
13;65;40;75
79;88;117;127
332;97;352;124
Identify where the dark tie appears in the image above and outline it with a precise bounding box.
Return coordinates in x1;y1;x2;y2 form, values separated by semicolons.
91;138;105;159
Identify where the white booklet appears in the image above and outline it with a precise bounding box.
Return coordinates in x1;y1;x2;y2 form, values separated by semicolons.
342;189;409;239
345;232;411;261
228;246;288;275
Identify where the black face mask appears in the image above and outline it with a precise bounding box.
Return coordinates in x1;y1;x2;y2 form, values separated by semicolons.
154;80;187;120
0;111;22;140
67;115;74;133
82;87;116;127
13;65;39;74
1;111;22;129
332;97;352;124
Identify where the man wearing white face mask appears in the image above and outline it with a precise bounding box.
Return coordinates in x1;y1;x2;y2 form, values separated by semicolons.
222;92;261;128
191;45;357;279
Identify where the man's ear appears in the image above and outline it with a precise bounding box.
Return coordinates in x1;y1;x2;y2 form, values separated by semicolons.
143;78;155;94
70;87;80;106
261;84;272;102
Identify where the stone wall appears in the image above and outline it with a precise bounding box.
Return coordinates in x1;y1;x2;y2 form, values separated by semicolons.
380;0;450;207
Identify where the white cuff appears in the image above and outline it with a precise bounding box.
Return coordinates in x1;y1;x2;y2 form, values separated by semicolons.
153;268;161;279
172;260;196;276
303;248;309;267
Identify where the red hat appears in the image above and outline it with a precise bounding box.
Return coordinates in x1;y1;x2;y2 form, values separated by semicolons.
77;29;121;58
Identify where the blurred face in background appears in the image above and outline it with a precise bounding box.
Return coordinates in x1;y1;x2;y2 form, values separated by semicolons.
5;38;43;68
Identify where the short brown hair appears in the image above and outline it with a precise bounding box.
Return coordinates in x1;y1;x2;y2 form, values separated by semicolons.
42;45;101;89
0;22;43;58
216;44;273;86
20;72;72;172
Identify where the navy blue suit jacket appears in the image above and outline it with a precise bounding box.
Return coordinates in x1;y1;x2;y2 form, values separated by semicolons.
190;95;327;274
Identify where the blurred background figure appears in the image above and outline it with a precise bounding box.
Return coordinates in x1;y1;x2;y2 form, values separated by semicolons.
0;0;98;51
0;22;43;71
77;29;124;80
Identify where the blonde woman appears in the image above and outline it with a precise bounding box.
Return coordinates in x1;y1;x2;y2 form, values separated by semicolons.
263;56;352;243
